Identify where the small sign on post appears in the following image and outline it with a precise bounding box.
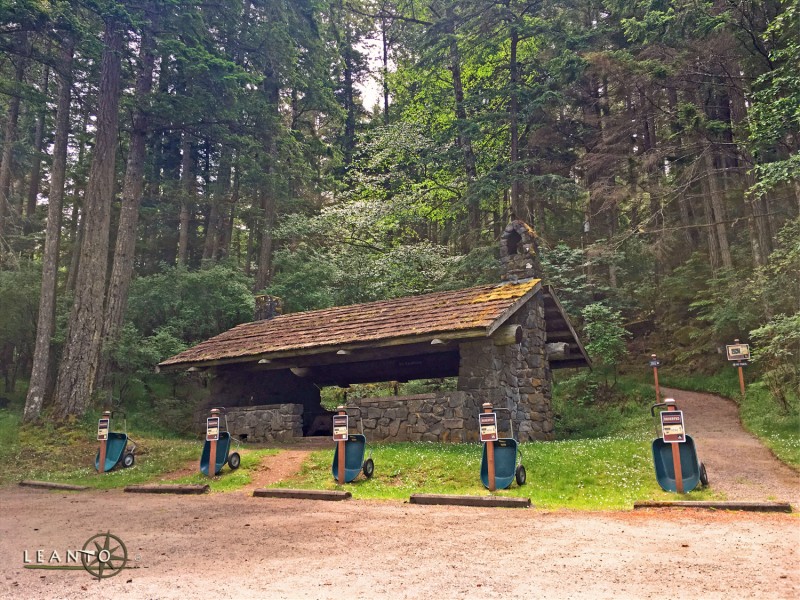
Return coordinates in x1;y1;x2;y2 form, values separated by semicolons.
97;418;110;441
725;343;750;361
481;403;496;492
726;339;750;397
660;410;686;444
334;407;348;485
332;415;349;442
205;409;220;477
650;354;661;403
479;412;498;442
97;411;111;475
662;400;684;493
206;417;220;441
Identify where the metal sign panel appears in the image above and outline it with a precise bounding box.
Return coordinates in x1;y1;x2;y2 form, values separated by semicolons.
660;410;686;444
332;415;349;441
97;418;110;441
649;359;661;367
732;361;749;368
726;344;750;361
206;417;220;441
479;412;498;442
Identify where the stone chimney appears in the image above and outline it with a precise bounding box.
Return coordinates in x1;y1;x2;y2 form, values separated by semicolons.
499;219;541;281
254;295;283;321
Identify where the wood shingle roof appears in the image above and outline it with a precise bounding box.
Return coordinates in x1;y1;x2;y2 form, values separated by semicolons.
159;279;542;369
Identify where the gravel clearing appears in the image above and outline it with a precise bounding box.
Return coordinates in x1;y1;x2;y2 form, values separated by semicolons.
1;388;798;599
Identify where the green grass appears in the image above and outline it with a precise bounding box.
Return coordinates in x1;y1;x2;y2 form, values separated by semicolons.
272;436;717;509
0;369;745;507
658;370;800;468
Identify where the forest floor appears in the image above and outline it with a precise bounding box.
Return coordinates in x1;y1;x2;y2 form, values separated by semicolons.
1;388;798;599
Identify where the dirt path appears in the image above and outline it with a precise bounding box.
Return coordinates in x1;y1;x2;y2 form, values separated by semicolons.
241;450;311;492
661;387;799;507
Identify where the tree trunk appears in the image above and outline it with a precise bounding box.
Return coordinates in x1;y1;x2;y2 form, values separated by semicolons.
444;7;478;248
24;39;74;422
255;185;276;291
509;27;521;219
702;142;733;269
381;17;390;124
98;17;157;392
53;20;125;419
26;64;49;221
177;135;193;265
0;40;28;241
202;146;231;264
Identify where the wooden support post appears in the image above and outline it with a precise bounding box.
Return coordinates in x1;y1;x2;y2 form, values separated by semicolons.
483;403;496;492
666;401;683;494
651;354;661;404
337;406;347;485
738;365;746;398
207;408;219;477
733;339;747;398
97;410;111;474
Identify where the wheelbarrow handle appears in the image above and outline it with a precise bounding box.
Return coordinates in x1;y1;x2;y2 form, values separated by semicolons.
650;403;668;416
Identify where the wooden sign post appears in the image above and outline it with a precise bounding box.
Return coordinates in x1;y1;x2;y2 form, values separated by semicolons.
726;339;750;398
206;408;220;477
97;411;111;474
650;354;661;403
333;407;349;485
662;399;683;493
480;403;498;492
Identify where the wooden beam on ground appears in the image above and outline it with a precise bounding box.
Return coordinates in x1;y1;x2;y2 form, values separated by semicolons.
19;480;89;491
634;501;793;513
409;493;531;508
253;488;351;501
124;484;209;494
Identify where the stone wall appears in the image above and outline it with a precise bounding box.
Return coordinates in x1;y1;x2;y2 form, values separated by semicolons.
224;404;304;443
350;391;482;442
455;291;553;442
202;365;328;436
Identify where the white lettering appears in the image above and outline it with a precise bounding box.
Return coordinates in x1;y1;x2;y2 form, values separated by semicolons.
23;550;31;564
36;550;44;563
49;550;61;563
67;550;79;563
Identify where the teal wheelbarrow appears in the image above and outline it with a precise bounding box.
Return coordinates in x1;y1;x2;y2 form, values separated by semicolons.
331;407;374;483
480;408;526;489
95;411;137;472
651;400;708;493
200;408;241;476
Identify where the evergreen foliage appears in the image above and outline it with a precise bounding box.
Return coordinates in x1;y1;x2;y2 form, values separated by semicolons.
0;0;794;420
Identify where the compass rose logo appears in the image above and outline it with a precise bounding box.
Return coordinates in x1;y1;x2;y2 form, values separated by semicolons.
78;532;129;579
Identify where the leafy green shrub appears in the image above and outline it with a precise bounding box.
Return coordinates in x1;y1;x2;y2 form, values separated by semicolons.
581;303;631;385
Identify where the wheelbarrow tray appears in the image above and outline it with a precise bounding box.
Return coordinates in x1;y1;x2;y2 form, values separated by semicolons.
652;435;701;493
331;434;367;483
200;432;231;476
95;432;128;472
481;439;518;490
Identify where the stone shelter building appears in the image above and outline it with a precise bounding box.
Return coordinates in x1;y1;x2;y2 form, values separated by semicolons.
159;220;589;443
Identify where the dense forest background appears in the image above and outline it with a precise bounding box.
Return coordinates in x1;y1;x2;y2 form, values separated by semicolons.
0;0;797;422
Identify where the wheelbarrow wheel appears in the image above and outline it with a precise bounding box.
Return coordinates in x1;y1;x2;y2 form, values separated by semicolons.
362;458;375;479
699;462;709;487
515;465;526;486
228;452;241;470
122;453;135;468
